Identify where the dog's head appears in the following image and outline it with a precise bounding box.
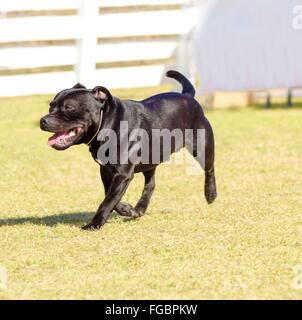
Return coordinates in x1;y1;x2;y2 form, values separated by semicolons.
40;83;112;150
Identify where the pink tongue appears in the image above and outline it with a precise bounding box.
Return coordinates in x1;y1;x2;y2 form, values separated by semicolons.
47;131;68;146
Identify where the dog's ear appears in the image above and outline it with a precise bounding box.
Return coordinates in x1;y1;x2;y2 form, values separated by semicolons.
92;86;112;103
72;83;86;89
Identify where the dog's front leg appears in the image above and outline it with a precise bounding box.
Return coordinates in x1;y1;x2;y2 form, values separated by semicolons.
82;170;134;230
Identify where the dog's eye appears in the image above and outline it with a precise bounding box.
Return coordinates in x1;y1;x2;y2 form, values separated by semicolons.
64;105;75;111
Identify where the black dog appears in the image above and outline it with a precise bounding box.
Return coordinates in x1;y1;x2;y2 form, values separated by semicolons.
40;70;217;230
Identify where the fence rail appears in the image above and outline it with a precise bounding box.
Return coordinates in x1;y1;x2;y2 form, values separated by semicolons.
0;0;197;97
1;0;186;11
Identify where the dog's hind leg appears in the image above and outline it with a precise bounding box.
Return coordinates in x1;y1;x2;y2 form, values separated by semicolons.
115;168;156;218
134;168;156;215
203;119;217;204
185;119;217;204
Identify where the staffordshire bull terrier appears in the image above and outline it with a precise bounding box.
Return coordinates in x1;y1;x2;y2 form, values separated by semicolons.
40;70;217;230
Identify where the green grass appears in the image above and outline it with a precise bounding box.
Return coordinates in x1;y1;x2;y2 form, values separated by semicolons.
0;93;302;299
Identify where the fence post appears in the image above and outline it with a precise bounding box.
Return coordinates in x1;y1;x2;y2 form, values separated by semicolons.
287;89;292;107
265;92;271;108
75;0;99;85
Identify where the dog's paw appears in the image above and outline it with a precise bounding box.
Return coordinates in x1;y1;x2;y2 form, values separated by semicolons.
115;202;136;217
205;189;217;204
134;204;147;217
81;222;101;231
205;177;217;204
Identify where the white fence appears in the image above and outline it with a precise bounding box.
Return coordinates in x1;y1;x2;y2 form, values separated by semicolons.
0;0;198;97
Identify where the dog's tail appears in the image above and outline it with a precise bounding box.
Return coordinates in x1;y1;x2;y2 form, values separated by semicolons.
166;70;195;98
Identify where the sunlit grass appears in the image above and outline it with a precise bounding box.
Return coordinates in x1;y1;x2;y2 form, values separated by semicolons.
0;93;302;299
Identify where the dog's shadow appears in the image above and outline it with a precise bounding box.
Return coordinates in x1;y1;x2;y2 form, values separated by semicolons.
0;211;133;228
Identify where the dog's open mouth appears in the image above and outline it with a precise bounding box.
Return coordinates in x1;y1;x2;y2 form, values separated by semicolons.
47;127;83;148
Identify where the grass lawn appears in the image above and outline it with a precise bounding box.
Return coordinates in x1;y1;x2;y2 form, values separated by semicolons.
0;92;302;299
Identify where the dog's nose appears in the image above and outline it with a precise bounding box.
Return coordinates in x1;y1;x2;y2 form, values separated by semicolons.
40;116;49;129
